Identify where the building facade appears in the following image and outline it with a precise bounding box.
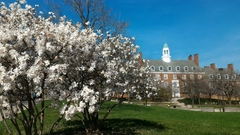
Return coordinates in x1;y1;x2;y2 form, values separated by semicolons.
145;43;240;100
148;43;204;98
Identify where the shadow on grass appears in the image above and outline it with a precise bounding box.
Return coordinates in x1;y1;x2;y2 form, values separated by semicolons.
50;118;165;135
101;118;166;134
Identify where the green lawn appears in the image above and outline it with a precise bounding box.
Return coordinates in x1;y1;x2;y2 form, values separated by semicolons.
1;101;240;135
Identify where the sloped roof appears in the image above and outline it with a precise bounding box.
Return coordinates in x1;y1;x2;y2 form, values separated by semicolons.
202;67;236;75
149;60;202;72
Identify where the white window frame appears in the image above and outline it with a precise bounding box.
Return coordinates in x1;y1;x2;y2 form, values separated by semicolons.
182;74;186;80
232;74;236;79
224;74;229;79
184;66;188;71
173;74;177;80
150;66;155;71
164;82;169;87
167;66;172;71
155;74;161;79
164;74;168;80
176;66;180;71
192;66;196;71
190;74;194;80
159;66;164;71
209;74;213;79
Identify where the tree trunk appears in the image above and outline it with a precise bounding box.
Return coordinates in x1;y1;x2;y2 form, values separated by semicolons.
191;98;194;108
209;94;212;104
198;96;201;105
228;99;232;107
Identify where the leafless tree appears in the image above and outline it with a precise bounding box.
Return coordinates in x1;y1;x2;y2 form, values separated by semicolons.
46;0;128;36
204;77;218;104
178;73;206;108
215;68;239;107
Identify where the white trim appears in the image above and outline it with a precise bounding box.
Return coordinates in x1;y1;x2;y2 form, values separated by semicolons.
150;71;205;74
159;66;164;71
167;66;172;71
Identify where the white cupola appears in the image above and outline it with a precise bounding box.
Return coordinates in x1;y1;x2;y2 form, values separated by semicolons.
162;43;171;63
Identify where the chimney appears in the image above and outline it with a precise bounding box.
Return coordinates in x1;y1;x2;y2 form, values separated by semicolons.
194;54;199;66
210;63;216;70
228;64;234;70
188;55;192;60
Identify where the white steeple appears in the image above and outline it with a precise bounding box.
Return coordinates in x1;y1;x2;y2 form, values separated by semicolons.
162;43;171;63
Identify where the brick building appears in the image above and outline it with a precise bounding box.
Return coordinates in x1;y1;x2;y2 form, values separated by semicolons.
143;43;239;100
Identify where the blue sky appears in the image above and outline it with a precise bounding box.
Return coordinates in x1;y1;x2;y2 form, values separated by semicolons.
106;0;240;71
4;0;240;71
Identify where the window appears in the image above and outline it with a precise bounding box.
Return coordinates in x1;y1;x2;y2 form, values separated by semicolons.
164;82;169;87
224;74;229;79
172;82;177;88
155;74;161;79
159;66;163;71
192;66;196;71
217;74;221;79
164;50;168;54
164;74;168;80
182;74;186;80
232;74;236;79
168;66;172;71
173;74;177;79
150;66;155;71
184;66;188;71
209;74;213;79
176;66;180;71
190;74;194;80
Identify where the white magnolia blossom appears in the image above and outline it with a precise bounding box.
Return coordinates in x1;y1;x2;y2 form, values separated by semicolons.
0;2;155;133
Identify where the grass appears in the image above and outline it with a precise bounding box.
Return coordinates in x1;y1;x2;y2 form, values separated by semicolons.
1;101;240;134
178;98;240;107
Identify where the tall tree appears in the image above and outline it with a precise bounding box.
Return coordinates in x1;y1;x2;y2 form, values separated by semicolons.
178;73;206;108
47;0;128;37
215;68;239;107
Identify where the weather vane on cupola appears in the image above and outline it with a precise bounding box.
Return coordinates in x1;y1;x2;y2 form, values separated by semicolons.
162;43;171;63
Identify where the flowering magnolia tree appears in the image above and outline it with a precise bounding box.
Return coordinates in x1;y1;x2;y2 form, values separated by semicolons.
133;60;159;105
0;0;152;134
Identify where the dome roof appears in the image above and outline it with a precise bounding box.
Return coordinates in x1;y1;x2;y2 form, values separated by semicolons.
163;43;169;48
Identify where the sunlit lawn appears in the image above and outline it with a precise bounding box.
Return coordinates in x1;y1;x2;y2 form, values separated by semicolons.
0;101;240;135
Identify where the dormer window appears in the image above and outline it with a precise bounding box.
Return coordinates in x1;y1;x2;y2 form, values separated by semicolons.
224;74;229;79
192;66;196;71
217;74;221;79
168;66;172;71
159;66;164;71
232;74;236;79
209;74;213;79
176;66;180;71
184;66;188;71
150;66;155;71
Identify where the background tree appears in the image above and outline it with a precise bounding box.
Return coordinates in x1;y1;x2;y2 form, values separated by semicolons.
178;73;206;108
215;68;239;107
204;81;218;104
131;60;159;105
47;0;128;37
